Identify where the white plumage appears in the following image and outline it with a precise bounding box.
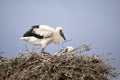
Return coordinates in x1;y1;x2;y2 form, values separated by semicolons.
21;25;66;56
64;46;74;53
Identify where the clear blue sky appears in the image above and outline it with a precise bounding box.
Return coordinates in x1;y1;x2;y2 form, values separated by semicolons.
0;0;120;61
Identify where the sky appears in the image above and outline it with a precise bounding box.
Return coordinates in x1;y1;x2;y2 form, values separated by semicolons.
0;0;120;61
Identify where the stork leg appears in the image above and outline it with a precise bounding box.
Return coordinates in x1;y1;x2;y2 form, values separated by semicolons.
40;48;45;58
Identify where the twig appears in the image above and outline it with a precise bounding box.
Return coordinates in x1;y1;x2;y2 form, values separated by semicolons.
72;44;92;54
61;39;72;48
57;48;64;53
58;66;96;71
24;45;31;53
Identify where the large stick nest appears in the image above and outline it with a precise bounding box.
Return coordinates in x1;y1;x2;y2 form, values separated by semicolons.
0;44;119;80
0;53;117;80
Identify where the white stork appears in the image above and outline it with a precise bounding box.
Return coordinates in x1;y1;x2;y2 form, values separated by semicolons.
21;25;66;56
64;46;74;53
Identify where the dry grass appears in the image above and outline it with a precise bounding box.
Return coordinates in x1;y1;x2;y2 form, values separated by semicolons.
0;45;119;80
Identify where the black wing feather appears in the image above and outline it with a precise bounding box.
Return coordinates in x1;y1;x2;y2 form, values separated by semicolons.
23;25;43;39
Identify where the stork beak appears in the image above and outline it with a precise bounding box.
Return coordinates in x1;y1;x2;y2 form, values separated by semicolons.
60;31;66;41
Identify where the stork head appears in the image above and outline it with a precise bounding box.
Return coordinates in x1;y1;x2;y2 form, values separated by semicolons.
56;27;66;41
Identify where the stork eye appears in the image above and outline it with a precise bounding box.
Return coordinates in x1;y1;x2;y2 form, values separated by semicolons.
59;29;62;32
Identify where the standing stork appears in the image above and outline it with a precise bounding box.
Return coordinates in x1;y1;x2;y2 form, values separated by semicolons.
21;25;66;56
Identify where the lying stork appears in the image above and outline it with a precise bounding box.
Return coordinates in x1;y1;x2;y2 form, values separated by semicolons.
64;46;74;53
21;25;66;56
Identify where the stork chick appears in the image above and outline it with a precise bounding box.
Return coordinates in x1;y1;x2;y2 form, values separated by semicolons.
64;46;74;53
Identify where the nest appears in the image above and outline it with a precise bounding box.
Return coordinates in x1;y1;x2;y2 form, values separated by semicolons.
0;51;117;80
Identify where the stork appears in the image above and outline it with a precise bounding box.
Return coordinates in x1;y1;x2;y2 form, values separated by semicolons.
64;46;74;53
21;25;66;56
